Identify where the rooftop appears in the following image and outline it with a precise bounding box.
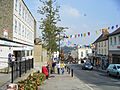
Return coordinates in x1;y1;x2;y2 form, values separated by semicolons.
109;27;120;36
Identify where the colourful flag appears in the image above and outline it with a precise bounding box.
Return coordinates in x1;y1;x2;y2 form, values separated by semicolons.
116;25;118;28
84;33;86;37
70;35;72;38
88;32;90;36
111;26;114;29
81;34;83;37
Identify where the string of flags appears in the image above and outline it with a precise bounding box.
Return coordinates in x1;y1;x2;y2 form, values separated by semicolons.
63;24;119;39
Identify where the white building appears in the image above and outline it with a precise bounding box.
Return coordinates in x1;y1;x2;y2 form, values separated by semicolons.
0;0;36;69
77;46;92;60
109;28;120;64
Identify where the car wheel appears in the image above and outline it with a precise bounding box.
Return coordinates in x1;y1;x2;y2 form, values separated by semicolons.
107;71;111;76
91;67;93;70
116;72;119;78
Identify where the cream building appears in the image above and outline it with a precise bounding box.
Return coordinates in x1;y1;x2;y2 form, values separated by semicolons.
0;0;36;69
77;46;92;60
109;27;120;64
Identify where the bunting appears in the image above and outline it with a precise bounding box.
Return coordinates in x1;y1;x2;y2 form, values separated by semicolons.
63;24;119;39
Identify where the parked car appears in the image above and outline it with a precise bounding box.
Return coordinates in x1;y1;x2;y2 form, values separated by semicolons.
107;64;120;77
82;62;93;70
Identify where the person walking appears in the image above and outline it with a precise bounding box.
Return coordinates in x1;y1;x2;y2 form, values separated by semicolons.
60;62;65;74
56;62;60;74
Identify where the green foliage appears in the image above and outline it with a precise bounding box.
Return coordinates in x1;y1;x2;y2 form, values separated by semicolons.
38;0;66;54
18;72;46;90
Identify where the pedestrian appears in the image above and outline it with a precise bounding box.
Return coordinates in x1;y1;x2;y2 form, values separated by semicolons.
60;62;65;74
52;62;56;74
8;53;12;67
42;65;49;79
56;62;60;74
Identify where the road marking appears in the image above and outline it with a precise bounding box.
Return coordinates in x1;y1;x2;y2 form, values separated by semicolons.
85;84;94;90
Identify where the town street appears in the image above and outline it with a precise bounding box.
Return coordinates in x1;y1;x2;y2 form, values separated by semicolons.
69;64;120;90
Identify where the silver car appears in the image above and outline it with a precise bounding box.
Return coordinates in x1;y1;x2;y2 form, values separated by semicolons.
82;62;93;70
107;64;120;77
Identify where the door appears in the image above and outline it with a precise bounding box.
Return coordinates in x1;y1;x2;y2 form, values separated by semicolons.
112;65;117;75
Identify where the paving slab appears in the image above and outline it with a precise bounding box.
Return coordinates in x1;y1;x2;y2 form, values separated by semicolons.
40;70;92;90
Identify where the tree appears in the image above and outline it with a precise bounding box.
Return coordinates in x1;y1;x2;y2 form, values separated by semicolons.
38;0;66;55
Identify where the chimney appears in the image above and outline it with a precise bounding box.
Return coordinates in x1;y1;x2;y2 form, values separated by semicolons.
102;28;109;36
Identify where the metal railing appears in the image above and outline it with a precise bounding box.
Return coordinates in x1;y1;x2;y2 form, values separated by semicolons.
11;58;34;83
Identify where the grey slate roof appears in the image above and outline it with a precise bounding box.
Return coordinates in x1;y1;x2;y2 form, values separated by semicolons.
109;27;120;36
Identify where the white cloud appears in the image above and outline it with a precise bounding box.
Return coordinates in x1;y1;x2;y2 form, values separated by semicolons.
61;5;80;18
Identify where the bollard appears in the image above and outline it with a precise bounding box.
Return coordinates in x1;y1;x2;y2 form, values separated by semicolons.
11;62;14;83
68;68;70;74
67;66;68;72
71;69;73;77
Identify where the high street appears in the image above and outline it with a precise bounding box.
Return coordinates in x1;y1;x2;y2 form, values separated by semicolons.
69;64;120;90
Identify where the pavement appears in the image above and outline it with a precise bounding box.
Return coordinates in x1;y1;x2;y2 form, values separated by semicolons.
0;73;11;88
40;70;92;90
0;69;34;90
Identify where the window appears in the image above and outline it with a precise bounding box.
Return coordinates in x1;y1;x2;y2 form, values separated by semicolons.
19;22;21;35
81;52;83;57
31;50;33;55
105;49;106;54
15;20;17;33
27;51;29;56
15;0;18;11
19;3;21;15
110;37;112;45
102;49;103;54
86;50;88;56
25;28;26;37
22;8;25;19
119;36;120;44
99;42;100;47
101;42;103;47
99;49;100;54
114;37;117;45
22;25;24;36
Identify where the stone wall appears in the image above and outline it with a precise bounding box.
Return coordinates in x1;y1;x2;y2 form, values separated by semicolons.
0;0;13;40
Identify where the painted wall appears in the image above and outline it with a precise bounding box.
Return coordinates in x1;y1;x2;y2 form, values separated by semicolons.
78;47;92;59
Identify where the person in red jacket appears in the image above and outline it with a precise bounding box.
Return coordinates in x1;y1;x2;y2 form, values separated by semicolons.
42;66;49;79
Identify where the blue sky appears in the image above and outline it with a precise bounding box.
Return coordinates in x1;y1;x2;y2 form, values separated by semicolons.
24;0;120;46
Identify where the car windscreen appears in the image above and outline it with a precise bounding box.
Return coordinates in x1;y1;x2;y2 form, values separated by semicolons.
117;66;120;69
85;63;91;66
